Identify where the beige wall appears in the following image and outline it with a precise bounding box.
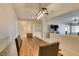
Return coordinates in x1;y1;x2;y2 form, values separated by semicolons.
0;4;18;39
0;4;8;39
18;20;33;38
0;4;18;55
33;20;43;39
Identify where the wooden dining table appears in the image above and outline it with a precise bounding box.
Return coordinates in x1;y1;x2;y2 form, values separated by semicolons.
19;37;48;56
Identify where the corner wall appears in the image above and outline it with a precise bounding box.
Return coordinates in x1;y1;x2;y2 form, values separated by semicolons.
0;4;18;56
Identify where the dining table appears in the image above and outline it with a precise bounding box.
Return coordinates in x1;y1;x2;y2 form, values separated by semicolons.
20;37;48;56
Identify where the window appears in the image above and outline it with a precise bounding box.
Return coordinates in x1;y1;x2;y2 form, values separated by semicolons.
72;25;79;33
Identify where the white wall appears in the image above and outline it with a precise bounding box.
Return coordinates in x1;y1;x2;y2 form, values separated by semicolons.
0;4;8;39
32;20;43;39
47;19;70;35
0;4;18;55
18;20;33;38
5;4;18;40
0;4;18;40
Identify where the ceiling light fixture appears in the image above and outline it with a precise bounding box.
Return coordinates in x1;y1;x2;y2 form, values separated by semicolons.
36;8;48;20
73;18;79;24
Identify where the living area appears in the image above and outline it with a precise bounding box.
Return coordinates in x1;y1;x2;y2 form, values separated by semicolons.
0;3;79;56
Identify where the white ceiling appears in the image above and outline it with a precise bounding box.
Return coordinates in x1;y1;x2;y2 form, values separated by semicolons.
13;3;79;21
13;3;49;20
48;9;79;25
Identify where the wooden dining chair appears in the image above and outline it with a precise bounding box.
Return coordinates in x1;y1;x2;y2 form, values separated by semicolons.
38;42;61;56
17;35;22;48
27;33;33;38
15;35;22;56
15;38;19;56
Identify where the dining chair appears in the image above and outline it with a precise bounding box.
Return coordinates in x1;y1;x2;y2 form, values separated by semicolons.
15;38;19;56
15;35;22;56
38;42;61;56
17;35;22;48
27;33;33;38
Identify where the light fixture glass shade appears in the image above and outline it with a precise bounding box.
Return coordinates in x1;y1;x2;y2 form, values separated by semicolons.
72;17;79;24
37;13;44;19
36;8;48;20
73;19;79;24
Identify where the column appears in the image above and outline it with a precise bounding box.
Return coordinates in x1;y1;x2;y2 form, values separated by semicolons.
41;15;49;39
69;24;72;34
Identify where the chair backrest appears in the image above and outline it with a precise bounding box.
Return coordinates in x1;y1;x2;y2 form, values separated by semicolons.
27;33;33;38
39;42;59;56
15;38;19;56
17;35;22;48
